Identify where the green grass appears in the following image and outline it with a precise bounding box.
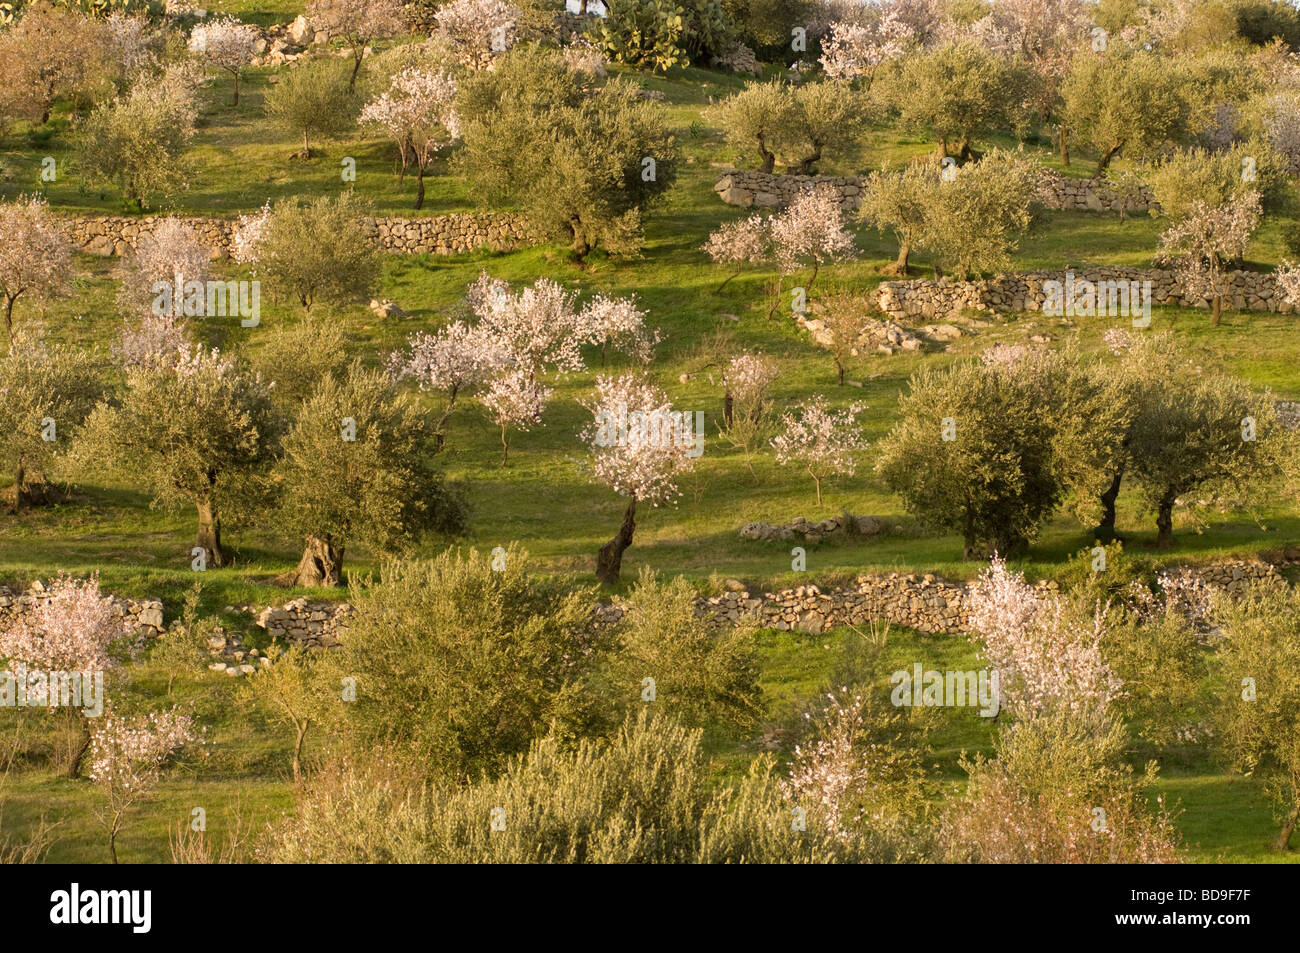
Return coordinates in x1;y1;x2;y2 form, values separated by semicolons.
1;51;1299;863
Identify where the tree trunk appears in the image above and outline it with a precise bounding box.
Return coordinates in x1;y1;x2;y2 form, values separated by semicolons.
1212;294;1223;326
1096;467;1123;541
1155;490;1176;550
415;166;426;210
812;472;823;506
349;52;364;91
569;218;591;261
805;263;820;292
67;715;91;780
1273;800;1299;851
1096;141;1123;176
718;266;742;291
723;393;734;428
232;73;240;107
280;534;344;587
892;242;910;276
196;499;227;568
3;294;16;348
499;423;510;466
835;357;845;385
758;136;775;174
595;498;636;585
303;129;310;158
798;143;823;175
1057;124;1069;166
292;722;308;782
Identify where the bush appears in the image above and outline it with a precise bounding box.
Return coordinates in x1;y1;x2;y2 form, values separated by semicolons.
324;547;615;781
264;57;359;158
457;46;678;259
264;711;882;863
247;192;381;311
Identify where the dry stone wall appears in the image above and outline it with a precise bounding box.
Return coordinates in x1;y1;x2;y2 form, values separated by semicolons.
713;168;1153;213
63;213;539;260
872;267;1292;320
0;583;165;638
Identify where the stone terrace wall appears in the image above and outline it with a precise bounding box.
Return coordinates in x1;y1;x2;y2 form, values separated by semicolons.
0;583;165;638
872;267;1292;320
713;169;1153;213
252;599;353;649
64;213;539;259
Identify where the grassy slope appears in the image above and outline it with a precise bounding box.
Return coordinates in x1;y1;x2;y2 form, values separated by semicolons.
0;54;1296;862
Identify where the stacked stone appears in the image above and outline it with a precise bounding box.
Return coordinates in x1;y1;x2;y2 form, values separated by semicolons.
206;628;268;678
713;169;1153;214
739;514;885;543
873;267;1291;321
254;599;353;649
0;583;164;638
64;214;538;260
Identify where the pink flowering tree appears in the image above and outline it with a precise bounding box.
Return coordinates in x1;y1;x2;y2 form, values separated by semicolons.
118;217;212;317
389;321;509;450
359;67;460;210
578;294;658;365
188;16;260;107
767;185;857;318
0;195;70;349
306;0;406;90
582;374;696;584
701;214;770;291
771;397;867;505
434;0;520;69
482;368;551;466
718;352;779;479
819;11;913;86
90;708;200;863
1158;192;1261;326
470;272;588;380
967;557;1124;721
0;574;131;778
114;311;195;371
231;202;271;267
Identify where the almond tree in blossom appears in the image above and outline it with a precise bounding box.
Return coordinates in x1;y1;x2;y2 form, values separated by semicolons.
389;321;509;450
188;16;260;107
701;214;770;291
967;557;1124;721
434;0;519;69
118;217;211;317
360;67;460;210
579;294;658;365
582;375;696;584
0;195;70;349
718;352;778;479
771;397;867;506
768;185;857;318
1158;191;1261;326
306;0;406;90
0;574;130;778
819;10;913;86
482;368;551;466
469;272;588;379
114;312;195;371
90;708;200;863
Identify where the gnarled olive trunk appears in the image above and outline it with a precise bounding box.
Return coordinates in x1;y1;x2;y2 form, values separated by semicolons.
1155;489;1177;550
10;462;50;513
281;534;344;588
758;136;775;174
1273;800;1299;851
1096;467;1124;541
596;498;636;585
195;498;227;568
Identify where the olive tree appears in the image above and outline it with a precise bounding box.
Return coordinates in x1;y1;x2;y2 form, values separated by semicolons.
265;57;359;159
235;193;381;312
274;362;467;587
1062;49;1190;174
75;346;277;568
457;46;678;260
